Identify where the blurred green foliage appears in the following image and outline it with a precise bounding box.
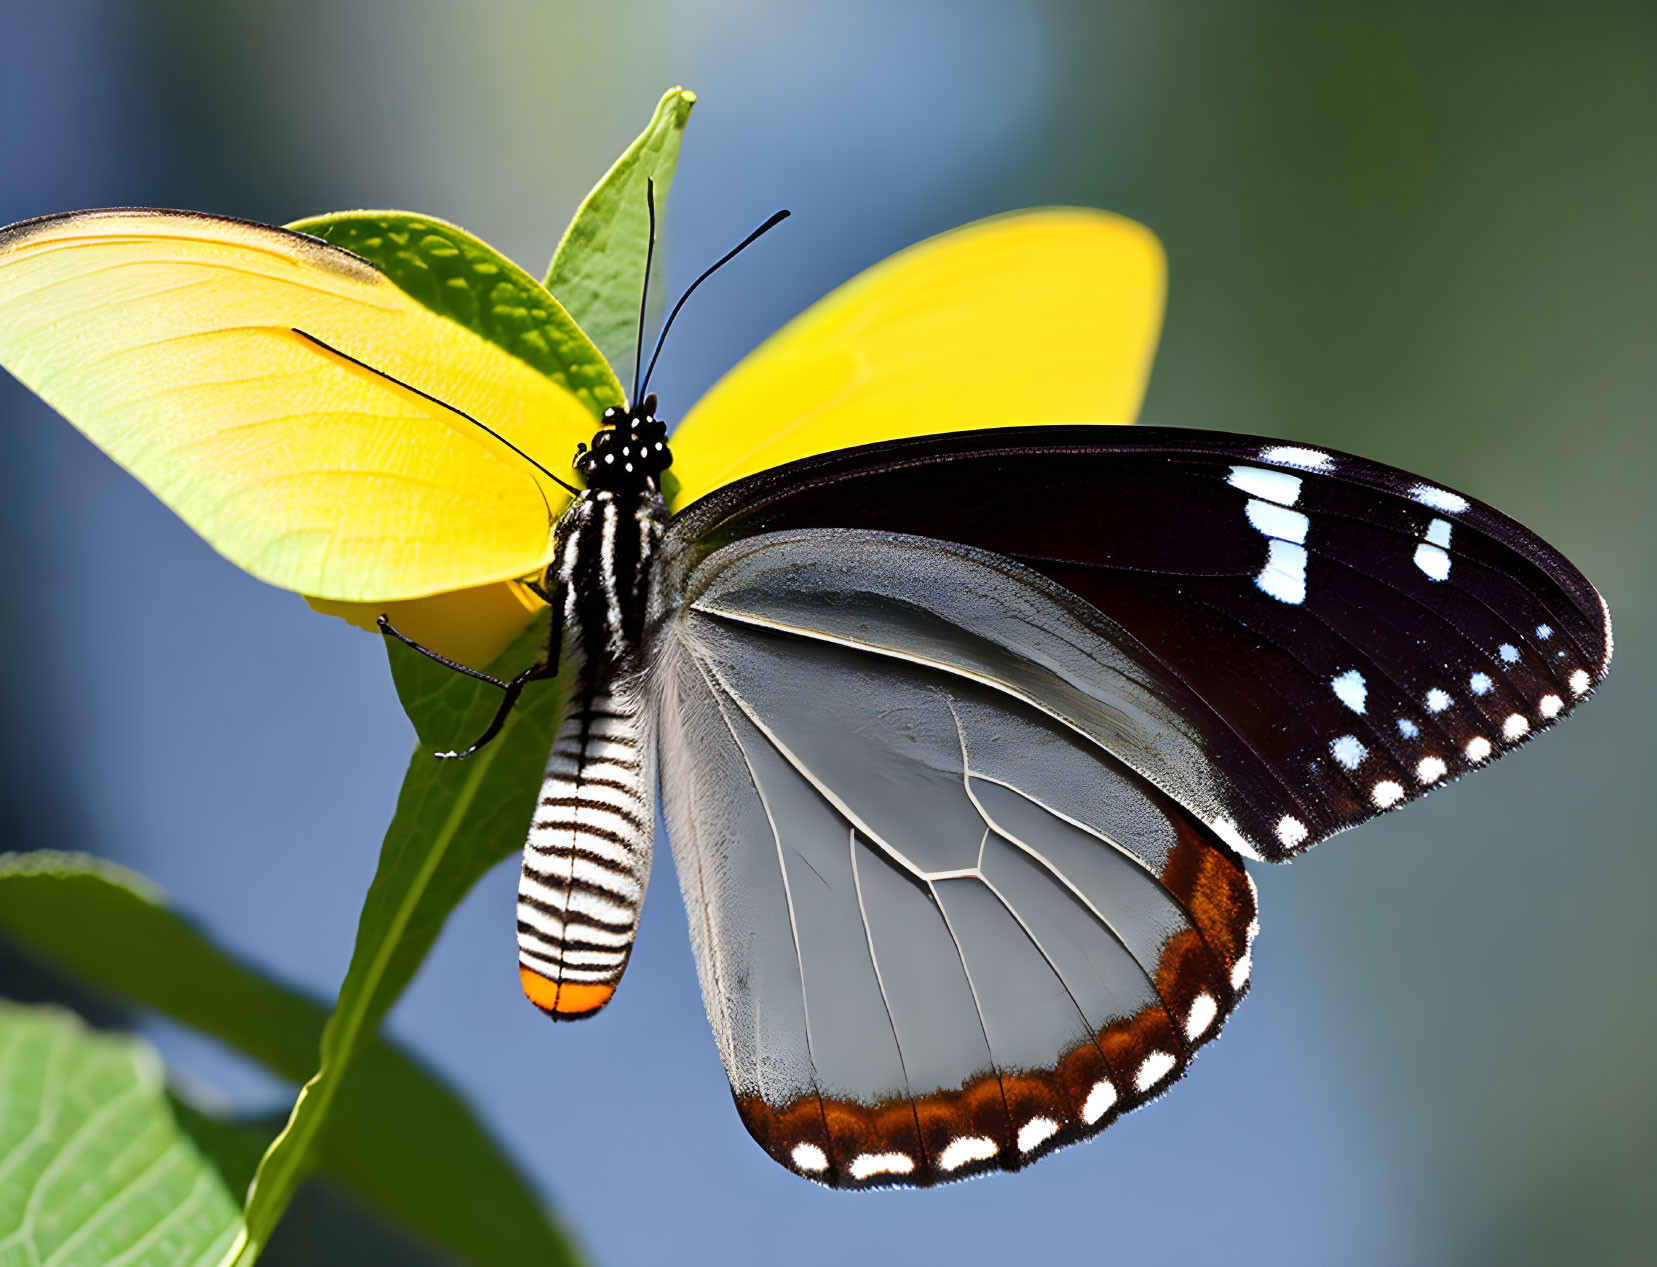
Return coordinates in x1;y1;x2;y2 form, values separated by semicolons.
0;851;581;1267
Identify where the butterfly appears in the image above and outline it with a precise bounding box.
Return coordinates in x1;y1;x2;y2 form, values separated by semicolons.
0;201;1610;1189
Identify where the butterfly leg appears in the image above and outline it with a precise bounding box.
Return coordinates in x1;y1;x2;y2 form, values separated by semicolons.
375;611;564;760
376;615;517;689
433;660;559;758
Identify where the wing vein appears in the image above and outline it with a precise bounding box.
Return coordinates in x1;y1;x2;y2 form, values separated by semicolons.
946;701;1117;1074
954;695;1146;1020
956;775;1183;1045
661;659;738;1062
686;646;828;1116
847;825;929;1173
698;602;1321;845
693;651;931;882
925;877;1014;1142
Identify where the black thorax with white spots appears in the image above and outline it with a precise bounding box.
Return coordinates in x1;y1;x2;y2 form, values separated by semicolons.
515;399;672;1014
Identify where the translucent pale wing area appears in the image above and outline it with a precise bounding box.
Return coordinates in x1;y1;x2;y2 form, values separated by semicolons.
665;210;1164;509
0;210;592;600
657;529;1256;1188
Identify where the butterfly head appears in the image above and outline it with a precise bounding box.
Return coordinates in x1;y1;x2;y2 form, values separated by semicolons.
576;394;673;493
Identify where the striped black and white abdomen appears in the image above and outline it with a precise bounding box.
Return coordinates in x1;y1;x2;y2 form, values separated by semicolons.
517;677;655;1018
516;486;667;1019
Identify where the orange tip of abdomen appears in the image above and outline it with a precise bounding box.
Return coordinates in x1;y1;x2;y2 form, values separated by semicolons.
520;965;615;1018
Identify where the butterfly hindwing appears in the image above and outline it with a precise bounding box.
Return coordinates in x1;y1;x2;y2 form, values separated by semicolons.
665;426;1610;863
657;528;1257;1187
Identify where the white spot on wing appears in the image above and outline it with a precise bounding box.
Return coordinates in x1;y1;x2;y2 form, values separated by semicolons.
1398;718;1420;739
1135;1051;1176;1092
1081;1079;1117;1124
1503;713;1530;740
849;1152;915;1181
1331;734;1368;769
1256;540;1308;604
1275;816;1309;848
1570;669;1590;696
791;1143;829;1173
1469;672;1493;696
1414;544;1451;581
1017;1117;1059;1154
1371;780;1405;808
938;1136;998;1172
1233;467;1311;603
1411;484;1470;513
1259;445;1332;470
1332;669;1367;714
1426;688;1452;713
1246;498;1310;543
1498;643;1520;663
1465;736;1493;762
1414;519;1453;582
1186;992;1218;1040
1536;624;1553;640
1416;756;1447;784
1539;694;1563;719
1230;949;1253;990
1228;464;1302;505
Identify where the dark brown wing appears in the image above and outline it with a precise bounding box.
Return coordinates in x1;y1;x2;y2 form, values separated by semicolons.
668;426;1610;863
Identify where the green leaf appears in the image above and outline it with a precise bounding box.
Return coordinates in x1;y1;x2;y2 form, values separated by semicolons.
546;86;696;388
288;210;625;419
0;853;319;1082
233;613;563;1265
0;849;581;1267
0;1001;242;1267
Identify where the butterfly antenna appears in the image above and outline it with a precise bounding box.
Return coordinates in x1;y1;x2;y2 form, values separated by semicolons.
637;207;791;401
290;327;580;497
631;180;658;408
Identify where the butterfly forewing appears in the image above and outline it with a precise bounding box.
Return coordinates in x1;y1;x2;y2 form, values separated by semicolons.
666;427;1610;863
657;529;1258;1186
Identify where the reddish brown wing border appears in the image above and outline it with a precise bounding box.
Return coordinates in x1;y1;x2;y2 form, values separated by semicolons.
735;813;1258;1188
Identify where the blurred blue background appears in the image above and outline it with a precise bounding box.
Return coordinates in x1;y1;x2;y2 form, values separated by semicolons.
2;3;1652;1264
